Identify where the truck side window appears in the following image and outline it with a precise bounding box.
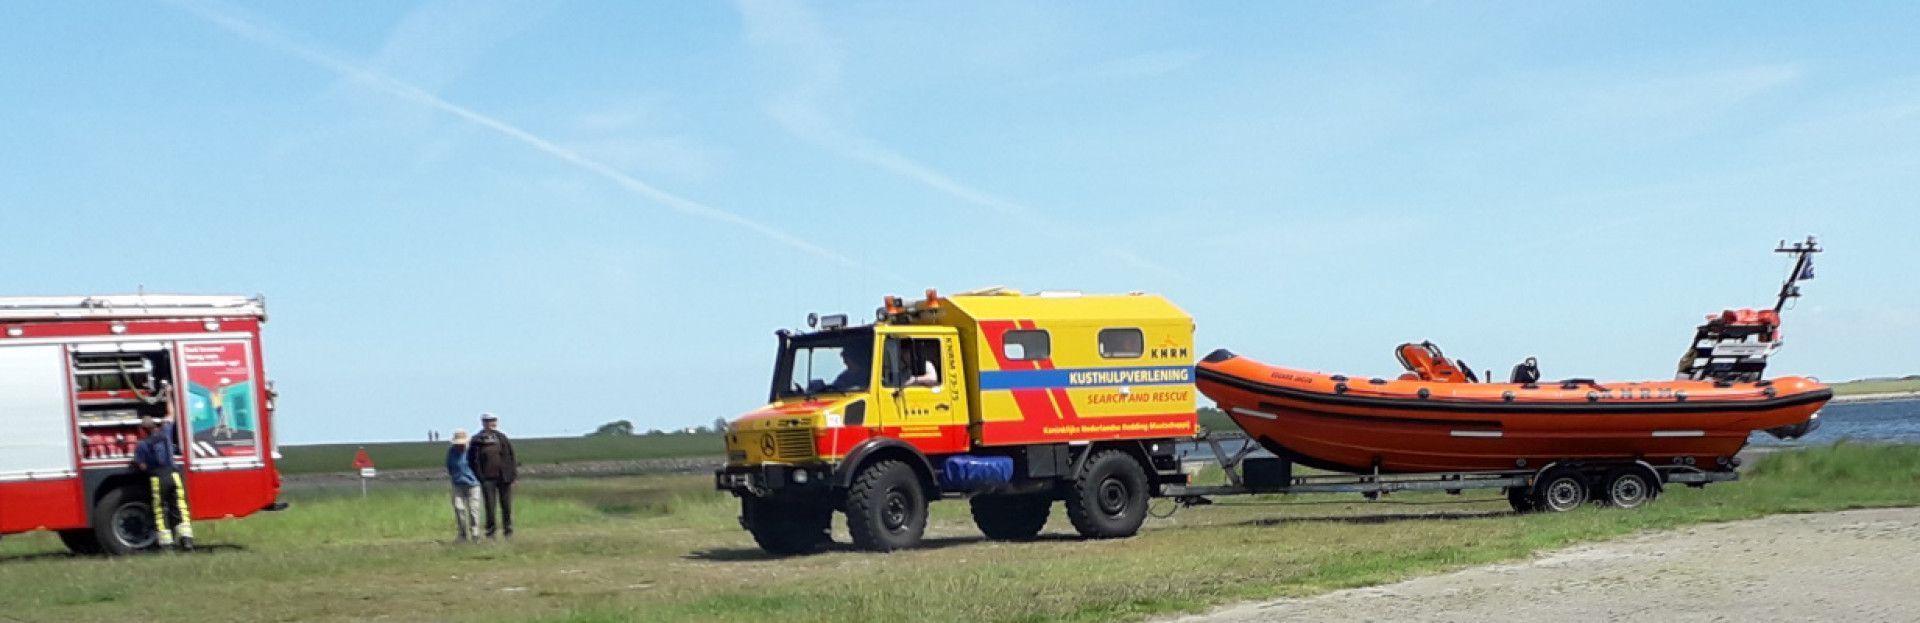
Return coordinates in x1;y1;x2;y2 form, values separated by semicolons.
1098;328;1145;358
883;338;942;388
1003;330;1050;361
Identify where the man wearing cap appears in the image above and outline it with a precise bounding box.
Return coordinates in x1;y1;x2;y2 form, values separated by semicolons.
445;429;482;542
134;416;193;551
466;413;519;539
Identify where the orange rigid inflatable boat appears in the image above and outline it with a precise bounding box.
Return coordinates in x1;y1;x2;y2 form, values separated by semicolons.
1196;349;1830;473
1196;237;1832;475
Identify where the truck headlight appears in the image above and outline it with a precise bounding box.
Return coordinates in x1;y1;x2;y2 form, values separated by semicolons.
792;469;809;484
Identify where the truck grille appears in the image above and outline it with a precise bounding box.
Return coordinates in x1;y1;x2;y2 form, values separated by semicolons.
770;428;815;460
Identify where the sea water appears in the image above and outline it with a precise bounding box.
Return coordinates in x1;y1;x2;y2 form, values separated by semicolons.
1749;398;1920;446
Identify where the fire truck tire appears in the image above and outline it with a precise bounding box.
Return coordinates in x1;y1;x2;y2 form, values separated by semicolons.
1065;450;1150;539
844;459;927;552
58;529;104;555
969;494;1051;541
92;486;159;556
742;497;832;556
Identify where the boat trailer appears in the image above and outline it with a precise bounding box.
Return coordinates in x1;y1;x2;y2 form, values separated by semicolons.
1164;432;1740;513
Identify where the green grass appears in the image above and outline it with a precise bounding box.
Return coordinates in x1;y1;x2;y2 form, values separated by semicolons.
3;443;1918;623
277;433;725;474
1831;377;1920;396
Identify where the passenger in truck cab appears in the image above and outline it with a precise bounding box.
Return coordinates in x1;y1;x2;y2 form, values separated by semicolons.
134;416;194;551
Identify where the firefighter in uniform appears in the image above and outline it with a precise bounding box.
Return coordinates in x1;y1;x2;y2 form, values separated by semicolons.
135;416;194;551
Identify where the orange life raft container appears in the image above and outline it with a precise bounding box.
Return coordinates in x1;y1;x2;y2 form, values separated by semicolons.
1195;349;1830;474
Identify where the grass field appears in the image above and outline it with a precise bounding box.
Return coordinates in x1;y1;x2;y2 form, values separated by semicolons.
277;433;725;475
4;443;1918;623
1831;377;1920;396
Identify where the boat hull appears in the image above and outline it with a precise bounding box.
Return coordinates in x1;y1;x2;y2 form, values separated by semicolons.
1197;353;1830;474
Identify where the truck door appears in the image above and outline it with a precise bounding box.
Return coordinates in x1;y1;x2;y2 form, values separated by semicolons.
877;334;968;453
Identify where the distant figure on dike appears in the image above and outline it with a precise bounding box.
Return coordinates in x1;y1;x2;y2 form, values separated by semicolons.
446;429;482;543
467;412;519;539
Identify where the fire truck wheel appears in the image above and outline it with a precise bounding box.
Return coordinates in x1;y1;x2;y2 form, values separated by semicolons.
58;529;104;555
845;460;927;552
970;494;1051;541
1065;450;1150;539
742;496;832;556
92;487;159;556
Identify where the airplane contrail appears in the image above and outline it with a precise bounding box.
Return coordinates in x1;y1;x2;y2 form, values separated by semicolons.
167;0;895;281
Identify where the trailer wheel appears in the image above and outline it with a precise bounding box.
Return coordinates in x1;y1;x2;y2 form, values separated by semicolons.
1600;468;1657;510
1505;487;1536;514
58;529;104;555
1065;450;1150;539
970;494;1051;541
742;496;832;556
92;486;158;555
844;460;927;552
1530;468;1589;513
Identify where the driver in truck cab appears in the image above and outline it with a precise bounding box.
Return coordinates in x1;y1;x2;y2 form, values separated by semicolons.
827;345;873;392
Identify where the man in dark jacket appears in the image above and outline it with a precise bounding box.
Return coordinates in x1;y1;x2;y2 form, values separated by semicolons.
467;412;518;539
134;416;193;550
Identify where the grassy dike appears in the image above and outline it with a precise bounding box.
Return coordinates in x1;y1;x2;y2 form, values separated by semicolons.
277;433;725;475
1;444;1917;623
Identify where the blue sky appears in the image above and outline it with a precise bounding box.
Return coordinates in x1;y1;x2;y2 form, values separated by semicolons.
3;1;1915;443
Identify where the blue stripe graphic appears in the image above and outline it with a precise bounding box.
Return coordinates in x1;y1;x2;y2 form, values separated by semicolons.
978;366;1194;391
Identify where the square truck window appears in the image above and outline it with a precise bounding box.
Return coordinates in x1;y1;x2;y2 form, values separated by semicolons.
1099;328;1145;358
1002;330;1050;361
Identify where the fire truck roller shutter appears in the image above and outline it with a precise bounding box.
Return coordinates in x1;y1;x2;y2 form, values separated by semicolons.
0;345;78;481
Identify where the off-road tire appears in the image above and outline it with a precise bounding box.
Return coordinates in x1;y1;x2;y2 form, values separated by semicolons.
1530;467;1590;513
1505;486;1536;514
844;460;927;552
1064;450;1150;539
742;496;832;556
58;529;104;555
1599;467;1657;510
970;494;1052;541
92;486;158;556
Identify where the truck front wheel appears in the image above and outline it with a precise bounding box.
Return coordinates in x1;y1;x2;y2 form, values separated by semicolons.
92;486;158;556
742;496;832;556
58;529;104;555
844;460;927;552
970;493;1051;541
1065;450;1150;539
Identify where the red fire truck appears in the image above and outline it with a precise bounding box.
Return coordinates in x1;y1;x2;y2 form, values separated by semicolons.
0;295;284;554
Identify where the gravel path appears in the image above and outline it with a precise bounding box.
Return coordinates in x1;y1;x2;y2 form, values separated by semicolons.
1169;507;1920;623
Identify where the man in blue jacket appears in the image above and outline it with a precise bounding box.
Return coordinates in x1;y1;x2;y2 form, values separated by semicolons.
134;416;193;551
446;429;482;542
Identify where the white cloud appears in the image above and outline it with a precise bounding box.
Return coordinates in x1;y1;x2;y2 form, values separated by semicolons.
168;0;894;281
733;0;1182;278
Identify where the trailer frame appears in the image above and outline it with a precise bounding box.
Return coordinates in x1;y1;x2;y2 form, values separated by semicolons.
1163;432;1738;509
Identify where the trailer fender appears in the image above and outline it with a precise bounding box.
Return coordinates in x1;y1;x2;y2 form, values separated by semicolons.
833;438;937;494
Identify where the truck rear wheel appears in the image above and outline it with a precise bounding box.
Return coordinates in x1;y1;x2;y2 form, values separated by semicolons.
1065;450;1150;539
58;529;104;555
742;496;832;556
92;486;158;555
970;494;1051;541
844;460;927;552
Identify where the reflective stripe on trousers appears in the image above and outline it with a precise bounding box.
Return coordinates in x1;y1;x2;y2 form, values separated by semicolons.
151;471;193;544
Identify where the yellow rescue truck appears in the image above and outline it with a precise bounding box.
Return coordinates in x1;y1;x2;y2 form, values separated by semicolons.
716;288;1198;553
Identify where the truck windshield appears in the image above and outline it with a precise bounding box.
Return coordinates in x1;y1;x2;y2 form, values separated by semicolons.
774;328;874;399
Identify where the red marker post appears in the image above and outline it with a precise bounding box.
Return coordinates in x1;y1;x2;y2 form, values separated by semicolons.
353;447;376;498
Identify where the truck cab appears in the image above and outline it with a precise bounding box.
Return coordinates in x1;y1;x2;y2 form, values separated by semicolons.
717;288;1197;554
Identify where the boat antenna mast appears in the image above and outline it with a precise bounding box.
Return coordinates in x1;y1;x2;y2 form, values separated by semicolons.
1772;235;1821;313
